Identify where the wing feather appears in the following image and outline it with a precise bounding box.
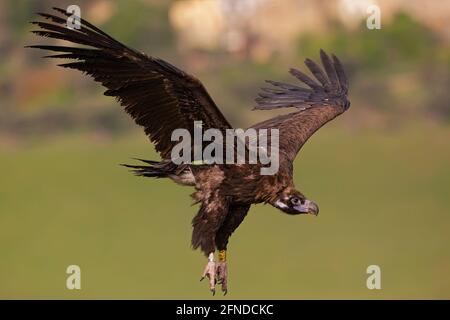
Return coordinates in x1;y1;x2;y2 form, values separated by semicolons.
320;49;339;91
28;8;232;159
252;49;350;163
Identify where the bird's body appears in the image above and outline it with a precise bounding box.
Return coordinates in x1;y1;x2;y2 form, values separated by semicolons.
29;8;350;295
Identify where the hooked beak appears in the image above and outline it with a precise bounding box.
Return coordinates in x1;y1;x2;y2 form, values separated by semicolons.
294;200;319;216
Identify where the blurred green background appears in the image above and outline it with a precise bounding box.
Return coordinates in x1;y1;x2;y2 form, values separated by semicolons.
1;0;450;299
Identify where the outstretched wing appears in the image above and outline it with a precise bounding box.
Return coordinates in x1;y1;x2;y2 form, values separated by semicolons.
251;49;350;163
28;7;232;159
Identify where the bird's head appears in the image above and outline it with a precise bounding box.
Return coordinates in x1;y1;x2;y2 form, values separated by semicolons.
271;189;319;216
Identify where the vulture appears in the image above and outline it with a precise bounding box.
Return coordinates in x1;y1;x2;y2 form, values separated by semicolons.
28;8;350;295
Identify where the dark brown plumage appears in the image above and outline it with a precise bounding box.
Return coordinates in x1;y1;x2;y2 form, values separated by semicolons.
28;8;350;294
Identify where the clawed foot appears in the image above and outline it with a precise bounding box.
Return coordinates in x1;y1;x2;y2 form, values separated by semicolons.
200;260;217;295
200;257;228;295
216;261;228;295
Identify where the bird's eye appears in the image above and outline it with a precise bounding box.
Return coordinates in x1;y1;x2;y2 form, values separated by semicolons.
291;197;305;206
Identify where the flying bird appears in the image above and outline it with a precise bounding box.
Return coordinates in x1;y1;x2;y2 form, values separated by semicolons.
28;8;350;295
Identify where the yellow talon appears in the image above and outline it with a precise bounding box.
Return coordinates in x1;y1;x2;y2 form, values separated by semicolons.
218;250;226;262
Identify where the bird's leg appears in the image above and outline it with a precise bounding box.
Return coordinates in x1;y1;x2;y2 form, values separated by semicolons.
200;252;216;295
216;249;228;295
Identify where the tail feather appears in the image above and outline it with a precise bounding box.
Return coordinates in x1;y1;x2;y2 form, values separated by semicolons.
121;159;174;178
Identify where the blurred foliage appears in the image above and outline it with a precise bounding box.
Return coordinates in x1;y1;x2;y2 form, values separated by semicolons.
6;0;36;39
1;2;450;135
297;12;450;118
298;12;439;71
102;0;174;52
